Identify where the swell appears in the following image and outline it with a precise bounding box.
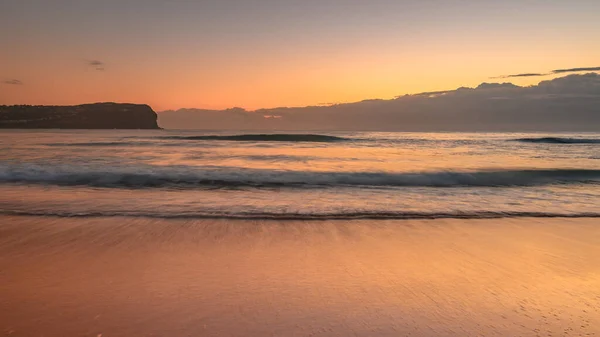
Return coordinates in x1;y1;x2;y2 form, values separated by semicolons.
513;137;600;144
1;165;600;188
1;209;599;220
157;134;350;142
46;141;150;147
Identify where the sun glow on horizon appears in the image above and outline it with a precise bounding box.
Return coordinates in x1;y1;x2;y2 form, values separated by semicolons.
1;1;599;111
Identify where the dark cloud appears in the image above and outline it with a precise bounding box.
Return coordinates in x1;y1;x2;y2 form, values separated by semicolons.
492;73;547;79
3;79;24;85
87;60;105;71
495;66;600;79
552;67;600;74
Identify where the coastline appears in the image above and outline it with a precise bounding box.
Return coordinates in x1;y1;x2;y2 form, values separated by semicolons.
1;216;598;336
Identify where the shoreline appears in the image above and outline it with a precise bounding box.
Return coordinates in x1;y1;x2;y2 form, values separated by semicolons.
2;212;600;221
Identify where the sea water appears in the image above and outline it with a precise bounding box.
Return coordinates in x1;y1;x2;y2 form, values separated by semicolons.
1;130;599;219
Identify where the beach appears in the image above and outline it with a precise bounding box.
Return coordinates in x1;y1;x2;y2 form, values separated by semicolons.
4;1;600;334
2;216;599;336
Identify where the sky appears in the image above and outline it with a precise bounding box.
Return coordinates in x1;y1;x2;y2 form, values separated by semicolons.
1;0;599;111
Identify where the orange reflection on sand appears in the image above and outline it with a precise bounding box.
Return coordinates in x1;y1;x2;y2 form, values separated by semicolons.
1;217;599;336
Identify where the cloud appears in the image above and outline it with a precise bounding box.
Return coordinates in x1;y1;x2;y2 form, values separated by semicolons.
87;60;105;71
158;73;600;132
3;79;24;85
494;66;600;79
551;66;600;74
492;73;547;79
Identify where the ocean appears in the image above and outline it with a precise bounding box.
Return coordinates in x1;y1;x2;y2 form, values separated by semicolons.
1;130;599;219
1;130;600;336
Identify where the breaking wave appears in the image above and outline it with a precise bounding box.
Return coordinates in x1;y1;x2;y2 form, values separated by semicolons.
158;134;350;142
513;137;600;144
1;209;599;220
1;165;599;188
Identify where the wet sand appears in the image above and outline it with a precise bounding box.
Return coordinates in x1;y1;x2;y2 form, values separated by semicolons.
1;216;599;336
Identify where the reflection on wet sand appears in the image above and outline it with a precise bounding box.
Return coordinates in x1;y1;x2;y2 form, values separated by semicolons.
1;216;599;336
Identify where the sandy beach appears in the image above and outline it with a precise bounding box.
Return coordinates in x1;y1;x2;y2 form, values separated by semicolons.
4;0;600;334
1;216;598;336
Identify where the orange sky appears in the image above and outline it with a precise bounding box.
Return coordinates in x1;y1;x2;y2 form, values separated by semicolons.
1;1;599;111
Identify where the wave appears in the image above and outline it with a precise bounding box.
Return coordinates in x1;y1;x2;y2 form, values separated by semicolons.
46;141;186;147
158;134;350;142
1;209;599;220
47;141;147;147
1;165;600;188
513;137;600;144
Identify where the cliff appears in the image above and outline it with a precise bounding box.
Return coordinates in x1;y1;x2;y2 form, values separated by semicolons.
0;103;160;129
